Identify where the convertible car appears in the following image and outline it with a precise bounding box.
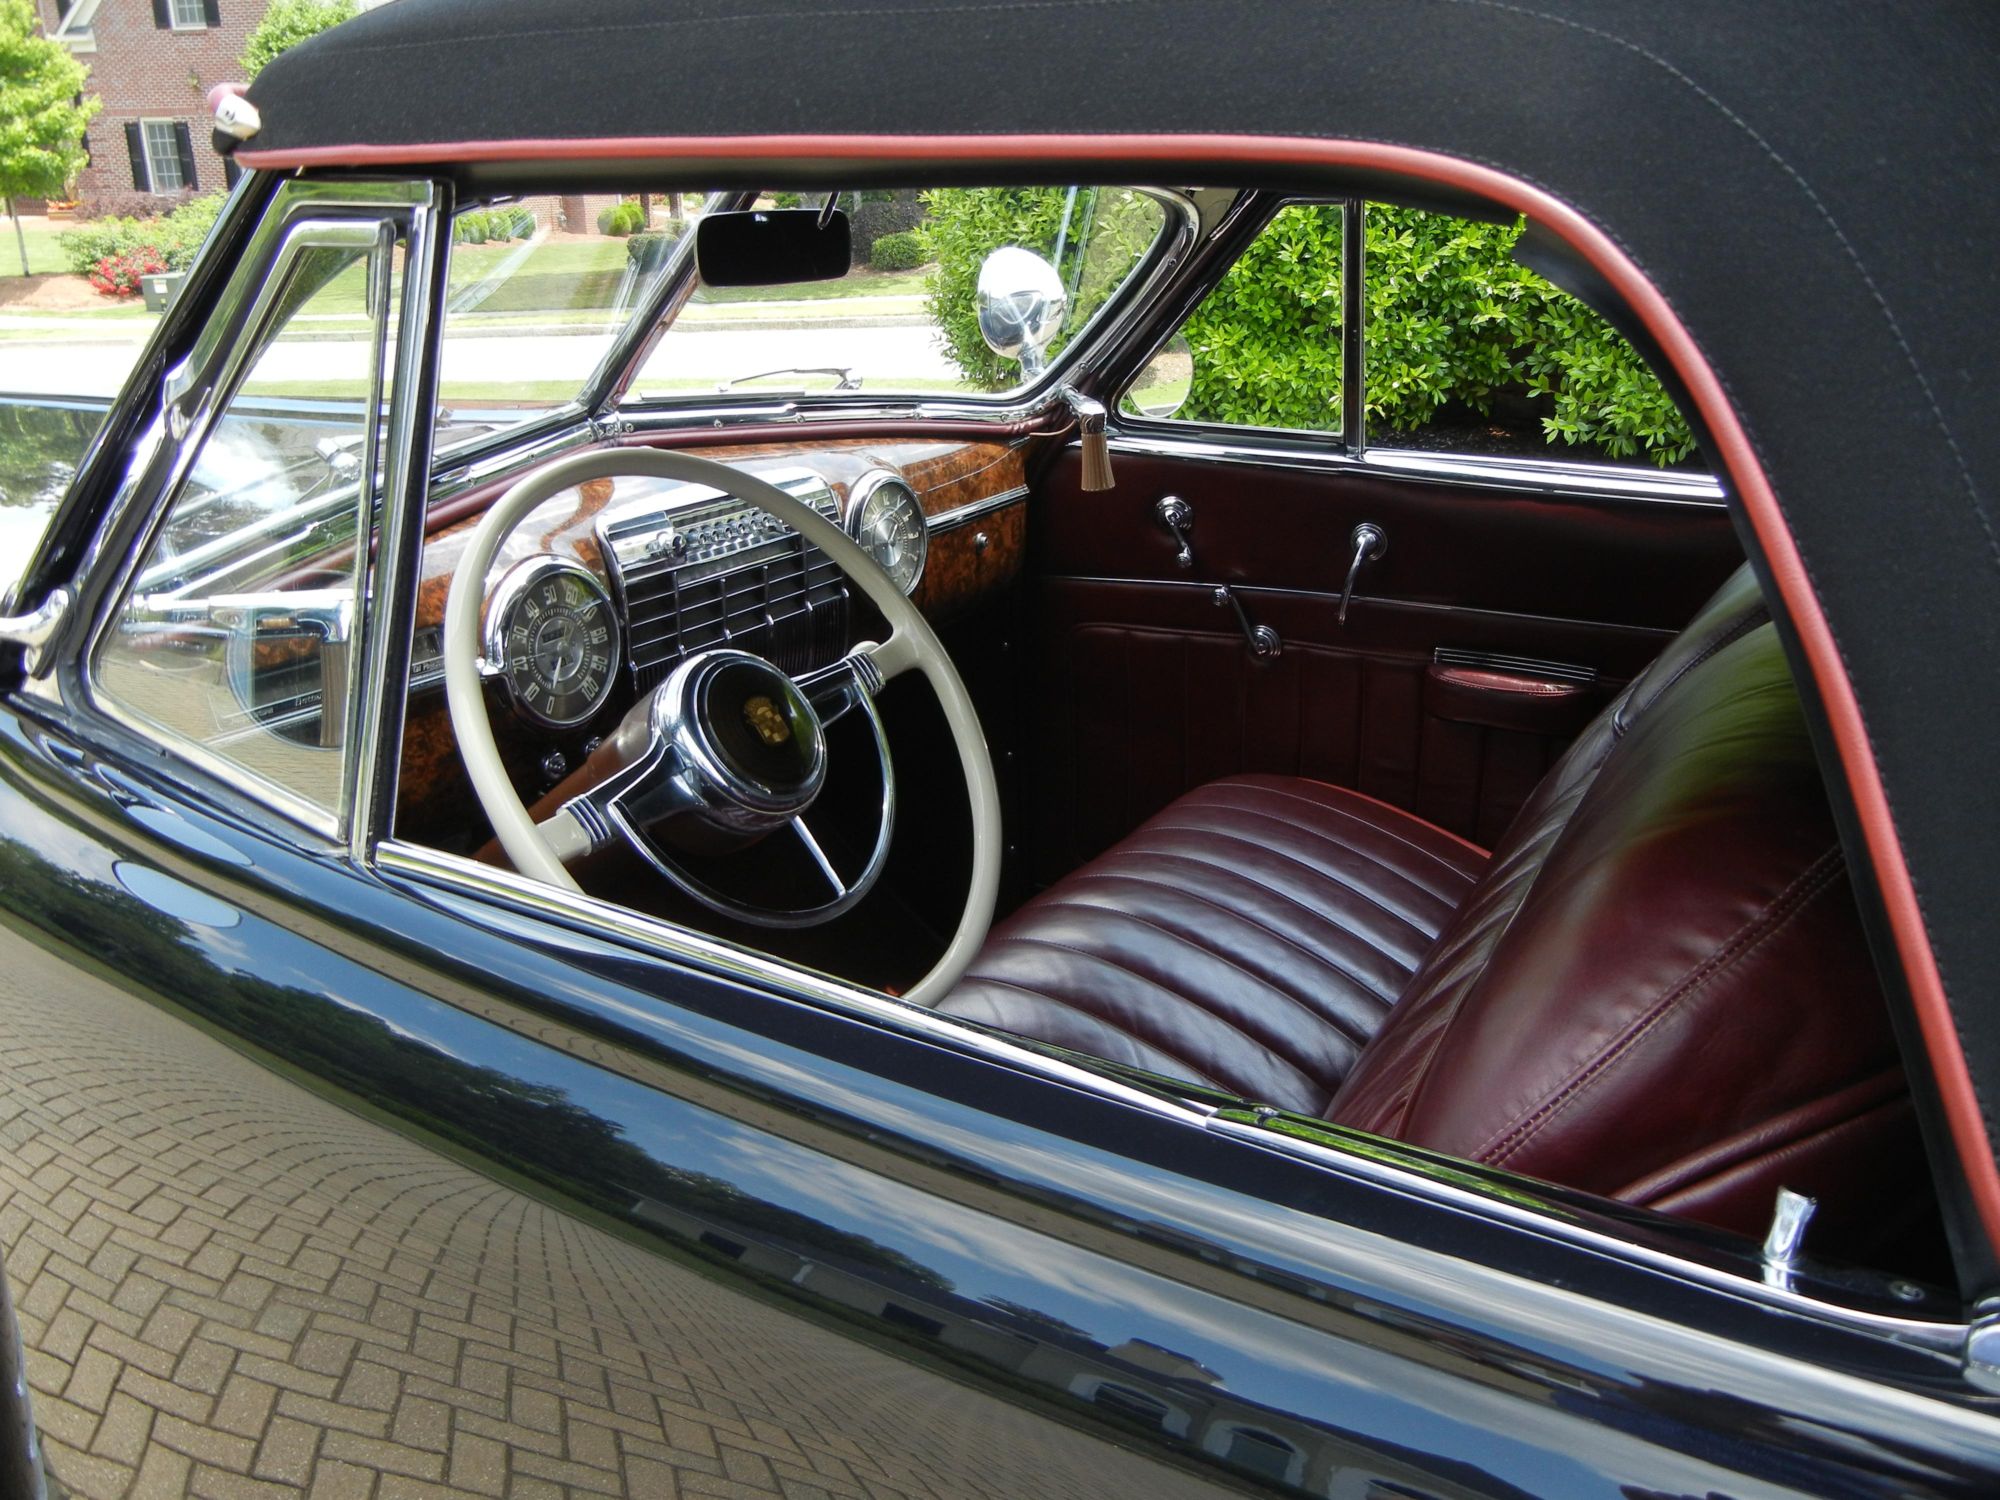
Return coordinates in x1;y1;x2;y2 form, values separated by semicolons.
1;1;1996;1495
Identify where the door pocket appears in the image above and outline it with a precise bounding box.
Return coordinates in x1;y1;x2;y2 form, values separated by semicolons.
1417;651;1604;846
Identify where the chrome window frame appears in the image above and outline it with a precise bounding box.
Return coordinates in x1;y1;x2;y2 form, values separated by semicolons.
1110;194;1721;507
604;187;1200;429
79;180;441;845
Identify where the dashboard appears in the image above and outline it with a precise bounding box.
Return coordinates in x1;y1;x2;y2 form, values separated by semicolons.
395;437;1030;849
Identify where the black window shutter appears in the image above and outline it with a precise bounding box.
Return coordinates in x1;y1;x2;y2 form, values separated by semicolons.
151;0;171;28
223;157;241;188
173;123;198;191
201;0;220;26
125;122;149;191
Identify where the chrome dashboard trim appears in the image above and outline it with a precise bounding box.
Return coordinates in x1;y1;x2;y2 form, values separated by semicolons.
926;484;1028;532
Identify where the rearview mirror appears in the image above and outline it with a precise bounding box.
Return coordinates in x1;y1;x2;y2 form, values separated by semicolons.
696;209;852;287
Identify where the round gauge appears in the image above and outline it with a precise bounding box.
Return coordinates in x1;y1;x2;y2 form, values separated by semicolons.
845;470;929;595
485;556;621;729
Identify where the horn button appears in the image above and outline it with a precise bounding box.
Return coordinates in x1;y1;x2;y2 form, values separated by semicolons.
655;650;827;836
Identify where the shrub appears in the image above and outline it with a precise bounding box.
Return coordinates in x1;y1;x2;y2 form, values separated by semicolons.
770;192;803;209
596;200;645;237
918;187;1163;390
625;221;685;275
89;248;165;298
58;218;131;277
59;191;226;277
869;230;923;272
848;190;925;266
925;194;1696;467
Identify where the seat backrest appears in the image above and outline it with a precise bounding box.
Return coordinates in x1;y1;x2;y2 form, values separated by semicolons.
1328;572;1921;1257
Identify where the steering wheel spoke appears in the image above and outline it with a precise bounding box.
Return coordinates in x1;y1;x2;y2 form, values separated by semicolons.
789;816;850;900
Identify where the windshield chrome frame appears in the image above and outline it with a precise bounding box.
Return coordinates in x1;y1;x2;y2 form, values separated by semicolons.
603;186;1199;426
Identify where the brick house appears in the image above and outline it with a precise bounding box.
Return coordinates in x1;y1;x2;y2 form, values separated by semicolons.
41;0;264;217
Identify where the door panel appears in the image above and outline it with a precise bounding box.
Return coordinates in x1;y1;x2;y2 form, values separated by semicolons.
1026;446;1741;877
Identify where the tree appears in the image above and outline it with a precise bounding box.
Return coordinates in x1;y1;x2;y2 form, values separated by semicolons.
241;0;358;81
0;0;98;277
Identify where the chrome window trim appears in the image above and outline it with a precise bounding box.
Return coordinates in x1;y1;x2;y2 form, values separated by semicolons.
1107;192;1724;504
349;187;446;858
612;188;1200;421
1106;431;1727;508
372;835;1968;1349
81;182;435;844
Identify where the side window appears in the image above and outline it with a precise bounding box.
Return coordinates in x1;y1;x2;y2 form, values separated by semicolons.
1122;200;1701;469
1122;203;1344;434
1361;204;1698;467
93;222;401;831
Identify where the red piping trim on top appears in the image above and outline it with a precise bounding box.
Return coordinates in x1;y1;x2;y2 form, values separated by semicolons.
239;129;1999;1254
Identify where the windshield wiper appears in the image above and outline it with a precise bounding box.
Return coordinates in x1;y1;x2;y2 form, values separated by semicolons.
715;366;860;394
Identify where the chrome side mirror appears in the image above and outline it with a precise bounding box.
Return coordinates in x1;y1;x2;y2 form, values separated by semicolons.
1121;334;1193;420
975;247;1067;377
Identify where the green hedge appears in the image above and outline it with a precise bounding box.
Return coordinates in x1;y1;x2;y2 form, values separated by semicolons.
917;187;1163;391
869;230;924;272
595;201;646;237
625;222;686;275
452;205;536;245
922;194;1695;466
58;192;227;277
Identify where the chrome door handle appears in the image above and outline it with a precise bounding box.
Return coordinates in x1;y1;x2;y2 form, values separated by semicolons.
1339;522;1387;626
1155;495;1195;570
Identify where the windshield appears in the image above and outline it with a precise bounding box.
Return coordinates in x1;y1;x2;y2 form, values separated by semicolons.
630;188;1170;403
435;187;1171;443
435;194;712;433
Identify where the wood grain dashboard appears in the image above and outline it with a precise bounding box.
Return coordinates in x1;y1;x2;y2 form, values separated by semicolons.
396;437;1030;848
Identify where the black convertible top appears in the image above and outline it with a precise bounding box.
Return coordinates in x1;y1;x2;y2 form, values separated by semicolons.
243;1;2000;1249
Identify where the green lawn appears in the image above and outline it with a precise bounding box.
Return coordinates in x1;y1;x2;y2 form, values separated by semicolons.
689;267;930;305
0;217;75;278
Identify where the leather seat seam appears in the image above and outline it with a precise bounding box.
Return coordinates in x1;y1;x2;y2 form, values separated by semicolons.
1138;820;1458;935
1055;871;1407;1008
1025;894;1388;1045
1482;845;1846;1169
1108;842;1436;970
993;933;1333;1091
1184;780;1485;887
944;979;1237;1094
1614;1066;1907;1204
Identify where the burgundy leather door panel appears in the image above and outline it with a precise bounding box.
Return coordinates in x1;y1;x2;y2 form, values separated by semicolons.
1026;446;1740;878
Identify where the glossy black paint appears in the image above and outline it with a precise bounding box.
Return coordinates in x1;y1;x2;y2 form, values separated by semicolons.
2;689;1995;1497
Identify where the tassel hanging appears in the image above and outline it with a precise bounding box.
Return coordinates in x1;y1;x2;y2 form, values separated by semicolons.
1066;390;1115;492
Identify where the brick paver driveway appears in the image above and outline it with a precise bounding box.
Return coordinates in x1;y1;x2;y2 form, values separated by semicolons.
0;935;1213;1499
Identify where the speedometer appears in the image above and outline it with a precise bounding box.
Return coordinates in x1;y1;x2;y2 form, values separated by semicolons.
844;470;928;594
485;556;621;729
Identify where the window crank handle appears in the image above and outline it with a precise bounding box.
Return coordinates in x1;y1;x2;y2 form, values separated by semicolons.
1155;495;1195;570
1339;522;1387;626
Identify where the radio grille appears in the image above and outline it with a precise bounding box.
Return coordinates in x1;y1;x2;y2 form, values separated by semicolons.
598;470;850;691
